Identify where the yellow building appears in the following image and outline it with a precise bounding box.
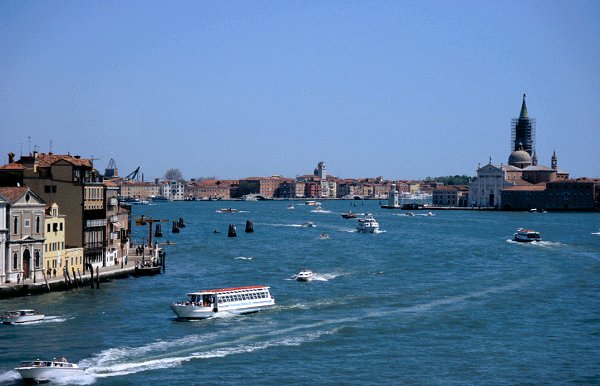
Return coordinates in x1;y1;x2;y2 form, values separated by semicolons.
44;203;84;278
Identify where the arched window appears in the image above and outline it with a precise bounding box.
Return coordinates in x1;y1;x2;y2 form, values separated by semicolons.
36;216;41;233
35;251;40;268
13;217;18;235
13;252;18;270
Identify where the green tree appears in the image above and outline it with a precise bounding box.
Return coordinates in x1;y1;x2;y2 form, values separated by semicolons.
164;168;184;181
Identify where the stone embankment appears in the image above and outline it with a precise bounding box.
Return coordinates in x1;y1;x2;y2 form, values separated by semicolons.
0;248;158;299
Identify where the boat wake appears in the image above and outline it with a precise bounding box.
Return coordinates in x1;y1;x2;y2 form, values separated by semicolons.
234;256;253;261
506;239;564;248
310;209;332;214
592;231;600;236
77;327;339;380
313;272;346;281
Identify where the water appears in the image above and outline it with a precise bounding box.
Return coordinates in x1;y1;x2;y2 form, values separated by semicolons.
1;201;599;385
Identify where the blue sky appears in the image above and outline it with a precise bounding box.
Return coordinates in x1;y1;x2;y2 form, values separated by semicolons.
1;1;599;180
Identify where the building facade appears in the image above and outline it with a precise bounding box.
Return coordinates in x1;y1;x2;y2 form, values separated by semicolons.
0;187;46;283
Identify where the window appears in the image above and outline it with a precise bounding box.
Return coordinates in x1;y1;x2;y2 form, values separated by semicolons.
60;223;63;231
35;251;40;268
13;253;18;270
24;219;30;228
13;217;18;234
53;223;58;232
47;224;51;232
36;216;40;233
45;185;51;193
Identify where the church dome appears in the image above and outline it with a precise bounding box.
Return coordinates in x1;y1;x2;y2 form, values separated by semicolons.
508;150;532;167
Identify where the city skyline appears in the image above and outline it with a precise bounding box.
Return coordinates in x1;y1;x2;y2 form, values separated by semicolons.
1;1;599;180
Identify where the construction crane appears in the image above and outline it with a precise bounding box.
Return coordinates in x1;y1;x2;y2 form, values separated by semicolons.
126;166;140;181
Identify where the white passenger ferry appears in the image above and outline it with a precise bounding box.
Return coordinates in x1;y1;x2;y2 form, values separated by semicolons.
514;228;541;242
15;359;83;382
170;285;275;320
357;213;379;233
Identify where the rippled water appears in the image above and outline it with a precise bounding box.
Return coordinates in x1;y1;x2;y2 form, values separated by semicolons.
1;201;599;385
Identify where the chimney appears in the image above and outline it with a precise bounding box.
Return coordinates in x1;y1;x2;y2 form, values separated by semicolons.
8;152;15;163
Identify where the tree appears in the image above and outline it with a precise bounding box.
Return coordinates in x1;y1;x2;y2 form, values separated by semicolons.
164;168;184;181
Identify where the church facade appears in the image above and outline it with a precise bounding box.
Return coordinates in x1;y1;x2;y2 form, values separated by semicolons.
469;95;569;208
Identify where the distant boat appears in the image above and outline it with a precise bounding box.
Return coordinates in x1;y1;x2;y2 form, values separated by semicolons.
514;228;541;242
302;222;316;228
320;233;330;239
341;211;356;219
217;208;240;213
296;269;315;282
305;201;320;206
287;203;295;210
2;309;44;324
357;213;379;233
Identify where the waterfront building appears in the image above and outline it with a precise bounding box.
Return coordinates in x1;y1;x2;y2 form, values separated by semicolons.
0;152;109;272
238;177;287;199
469;95;570;207
432;186;469;207
117;180;160;201
501;178;599;211
0;187;46;284
0;196;7;283
105;180;129;267
185;179;236;200
161;180;185;201
43;203;83;278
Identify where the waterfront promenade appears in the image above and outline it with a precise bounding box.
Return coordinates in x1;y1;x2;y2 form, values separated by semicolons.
0;247;157;299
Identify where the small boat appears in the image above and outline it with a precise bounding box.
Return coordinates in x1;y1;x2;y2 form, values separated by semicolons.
170;285;275;320
217;208;240;213
320;233;330;239
287;203;295;210
15;358;84;382
514;228;542;242
2;310;45;324
405;212;415;216
305;201;321;206
357;213;379;233
296;269;315;282
302;221;316;227
341;211;356;219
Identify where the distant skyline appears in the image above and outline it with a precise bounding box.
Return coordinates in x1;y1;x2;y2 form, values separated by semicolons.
1;1;599;180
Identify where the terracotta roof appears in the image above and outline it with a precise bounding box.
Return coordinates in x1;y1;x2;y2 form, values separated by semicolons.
503;185;546;191
0;162;24;170
37;154;92;168
0;186;30;202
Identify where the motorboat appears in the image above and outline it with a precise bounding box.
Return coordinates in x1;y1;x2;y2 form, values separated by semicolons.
320;233;330;239
15;358;84;382
357;213;379;233
305;200;321;206
2;310;44;324
302;222;316;227
287;203;295;210
296;269;315;282
514;228;542;242
217;208;240;213
341;211;356;219
170;285;275;320
405;212;415;216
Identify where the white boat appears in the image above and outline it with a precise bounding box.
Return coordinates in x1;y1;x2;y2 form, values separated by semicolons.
287;203;295;210
302;221;316;227
357;213;379;233
514;228;541;242
296;269;315;282
15;359;84;382
320;233;330;239
2;309;45;324
305;200;321;206
216;208;239;213
170;285;275;320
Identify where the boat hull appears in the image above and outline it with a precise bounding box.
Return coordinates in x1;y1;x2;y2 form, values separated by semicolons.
2;315;45;324
170;302;275;320
16;367;83;382
133;266;161;277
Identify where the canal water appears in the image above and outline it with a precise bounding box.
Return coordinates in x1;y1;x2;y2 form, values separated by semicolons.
1;201;599;385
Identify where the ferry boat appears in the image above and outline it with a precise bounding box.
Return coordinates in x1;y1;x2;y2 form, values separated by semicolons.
170;285;275;320
514;228;541;242
357;213;379;233
2;309;44;324
15;359;84;382
296;269;315;281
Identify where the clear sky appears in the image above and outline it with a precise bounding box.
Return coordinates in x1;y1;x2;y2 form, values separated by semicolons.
1;1;599;180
